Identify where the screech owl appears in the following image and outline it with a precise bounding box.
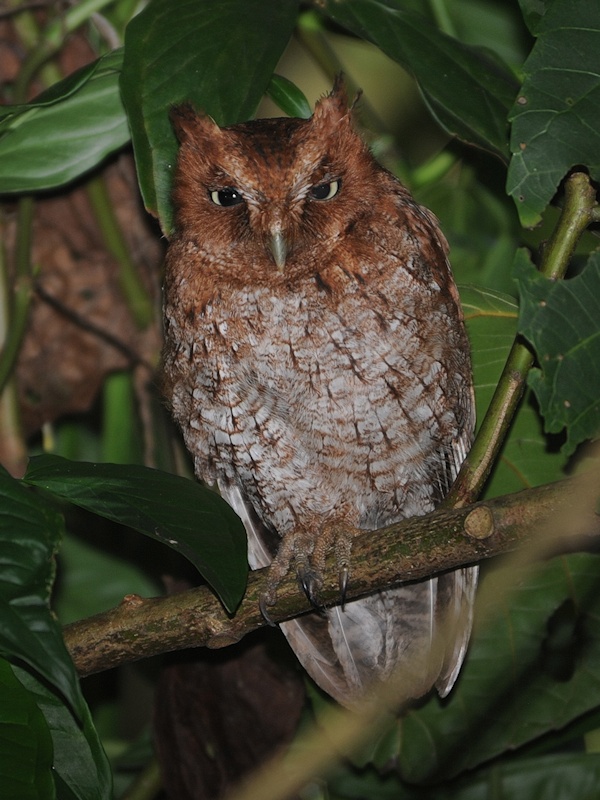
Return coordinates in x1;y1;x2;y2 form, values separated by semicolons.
162;80;477;707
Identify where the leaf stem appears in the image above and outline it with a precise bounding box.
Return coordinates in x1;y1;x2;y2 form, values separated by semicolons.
0;201;33;475
446;171;598;506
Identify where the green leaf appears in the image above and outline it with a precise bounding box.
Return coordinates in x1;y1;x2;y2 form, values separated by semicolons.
516;253;600;455
266;75;312;119
14;665;112;800
23;454;247;613
0;50;129;193
507;1;600;225
515;251;600;455
449;0;530;69
418;172;520;297
0;659;54;800
322;1;517;158
444;753;600;799
0;465;80;713
54;533;160;625
398;554;600;783
518;0;553;34
460;283;568;497
120;0;299;233
0;467;112;798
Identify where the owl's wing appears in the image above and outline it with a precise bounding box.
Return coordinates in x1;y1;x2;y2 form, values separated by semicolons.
434;567;478;696
217;478;354;697
217;480;273;570
434;426;478;697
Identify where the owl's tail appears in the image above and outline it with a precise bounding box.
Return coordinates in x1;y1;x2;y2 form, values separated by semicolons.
280;567;478;708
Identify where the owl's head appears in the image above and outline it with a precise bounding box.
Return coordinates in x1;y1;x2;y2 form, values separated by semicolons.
169;81;390;277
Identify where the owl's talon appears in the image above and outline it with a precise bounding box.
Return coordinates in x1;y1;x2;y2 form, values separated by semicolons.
297;564;323;608
259;593;278;627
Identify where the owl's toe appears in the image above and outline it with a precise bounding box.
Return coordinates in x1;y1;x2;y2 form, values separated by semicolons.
296;561;324;608
259;590;278;627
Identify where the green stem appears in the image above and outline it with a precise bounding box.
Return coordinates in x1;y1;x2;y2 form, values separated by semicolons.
0;202;32;475
445;172;598;507
86;176;154;330
0;198;34;394
410;149;457;189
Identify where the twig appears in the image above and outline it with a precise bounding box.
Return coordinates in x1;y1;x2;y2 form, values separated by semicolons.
445;171;599;507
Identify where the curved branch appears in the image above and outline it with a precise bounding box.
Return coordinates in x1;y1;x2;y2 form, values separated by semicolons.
64;470;600;677
446;171;598;507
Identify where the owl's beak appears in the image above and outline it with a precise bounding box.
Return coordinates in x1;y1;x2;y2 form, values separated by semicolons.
269;229;287;270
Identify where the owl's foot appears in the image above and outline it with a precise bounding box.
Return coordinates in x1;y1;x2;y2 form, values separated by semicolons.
311;523;355;608
258;523;359;622
258;531;315;621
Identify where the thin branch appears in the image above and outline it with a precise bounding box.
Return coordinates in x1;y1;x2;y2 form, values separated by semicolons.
446;171;598;507
64;471;600;677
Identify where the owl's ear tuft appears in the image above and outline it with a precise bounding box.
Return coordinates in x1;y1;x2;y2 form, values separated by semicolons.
169;104;222;144
311;76;357;133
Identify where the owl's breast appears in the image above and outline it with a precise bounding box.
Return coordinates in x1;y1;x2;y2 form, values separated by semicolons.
164;269;470;533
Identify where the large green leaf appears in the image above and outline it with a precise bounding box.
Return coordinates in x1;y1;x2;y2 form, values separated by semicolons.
417;172;521;298
507;1;600;226
461;283;568;498
54;533;160;625
322;0;517;158
517;252;600;454
0;465;78;713
120;0;299;233
0;659;54;800
518;0;553;34
0;50;128;193
452;753;600;800
23;454;247;613
398;554;600;784
0;467;112;799
330;752;600;799
14;665;112;800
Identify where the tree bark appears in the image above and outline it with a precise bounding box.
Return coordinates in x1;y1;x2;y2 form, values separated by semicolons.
64;470;600;676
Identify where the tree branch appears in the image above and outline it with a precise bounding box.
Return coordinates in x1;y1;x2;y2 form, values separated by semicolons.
446;171;598;507
64;470;600;677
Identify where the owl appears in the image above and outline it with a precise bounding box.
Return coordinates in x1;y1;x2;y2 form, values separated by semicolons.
162;80;477;707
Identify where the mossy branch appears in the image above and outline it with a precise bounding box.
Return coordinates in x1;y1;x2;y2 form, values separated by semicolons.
64;470;600;677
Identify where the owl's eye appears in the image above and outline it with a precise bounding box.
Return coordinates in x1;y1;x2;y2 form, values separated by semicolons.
210;187;244;207
309;180;341;201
